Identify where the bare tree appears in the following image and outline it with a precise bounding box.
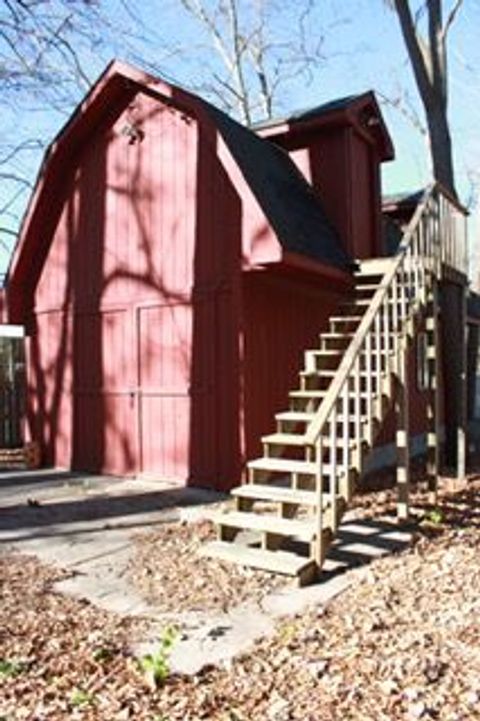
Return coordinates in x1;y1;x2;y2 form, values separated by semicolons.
0;0;101;105
174;0;329;125
0;1;103;255
391;0;463;196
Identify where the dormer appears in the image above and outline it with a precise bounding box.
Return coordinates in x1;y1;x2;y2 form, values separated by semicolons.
254;93;394;260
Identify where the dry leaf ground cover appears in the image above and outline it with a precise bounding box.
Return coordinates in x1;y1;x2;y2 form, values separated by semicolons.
127;518;287;614
1;477;480;720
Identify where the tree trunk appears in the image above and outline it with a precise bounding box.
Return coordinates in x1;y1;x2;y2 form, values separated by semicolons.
426;101;456;196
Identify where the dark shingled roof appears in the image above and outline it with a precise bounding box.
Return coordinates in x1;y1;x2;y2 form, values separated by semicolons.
251;94;367;131
383;189;424;209
204;102;352;272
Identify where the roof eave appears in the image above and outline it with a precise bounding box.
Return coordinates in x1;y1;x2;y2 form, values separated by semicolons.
255;92;394;162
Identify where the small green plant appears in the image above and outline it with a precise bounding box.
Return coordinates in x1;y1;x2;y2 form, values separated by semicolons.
277;622;297;644
139;626;177;687
0;659;27;678
70;688;96;708
425;508;444;525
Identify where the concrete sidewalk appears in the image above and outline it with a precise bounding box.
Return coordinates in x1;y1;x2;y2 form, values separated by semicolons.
0;469;414;674
0;469;222;615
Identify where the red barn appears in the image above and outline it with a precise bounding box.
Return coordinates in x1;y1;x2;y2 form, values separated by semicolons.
2;61;467;495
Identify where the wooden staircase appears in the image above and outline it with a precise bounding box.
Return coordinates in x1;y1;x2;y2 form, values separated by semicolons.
202;183;467;585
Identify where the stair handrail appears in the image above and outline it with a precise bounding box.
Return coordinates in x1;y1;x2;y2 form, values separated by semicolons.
304;182;466;449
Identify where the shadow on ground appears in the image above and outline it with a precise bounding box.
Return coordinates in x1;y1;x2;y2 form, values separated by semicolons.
0;468;225;543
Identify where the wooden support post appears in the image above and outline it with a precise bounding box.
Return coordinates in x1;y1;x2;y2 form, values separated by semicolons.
396;338;410;521
426;279;440;503
457;283;468;480
314;438;324;566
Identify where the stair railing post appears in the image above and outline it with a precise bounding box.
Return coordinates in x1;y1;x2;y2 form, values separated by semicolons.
374;312;381;406
392;275;399;366
400;259;407;324
329;404;338;531
396;334;410;521
382;296;390;376
457;282;468;480
341;382;350;500
314;437;324;566
365;331;373;445
354;356;361;472
426;276;440;502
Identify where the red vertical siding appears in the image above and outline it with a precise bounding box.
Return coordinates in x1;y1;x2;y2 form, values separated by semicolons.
242;272;347;463
28;90;207;479
19;70;359;489
275;124;386;262
307;129;351;255
349;132;376;259
26;85;248;487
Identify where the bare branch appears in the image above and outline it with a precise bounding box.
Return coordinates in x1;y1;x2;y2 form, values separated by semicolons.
393;0;434;102
442;0;463;41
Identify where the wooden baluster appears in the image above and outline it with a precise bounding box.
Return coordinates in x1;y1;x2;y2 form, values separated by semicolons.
415;232;422;300
426;214;433;272
411;234;418;299
329;403;338;531
418;215;425;260
365;331;373;445
314;437;324;566
396;335;410;521
458;284;468;480
399;258;407;323
392;274;399;368
342;382;350;500
383;296;391;373
406;246;414;305
354;356;361;471
426;278;440;503
374;311;381;403
431;205;440;278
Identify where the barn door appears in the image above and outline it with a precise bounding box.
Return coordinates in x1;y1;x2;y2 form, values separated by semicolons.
135;299;216;483
73;308;139;476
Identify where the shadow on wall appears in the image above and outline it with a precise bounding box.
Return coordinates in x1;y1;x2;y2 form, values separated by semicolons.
27;91;243;489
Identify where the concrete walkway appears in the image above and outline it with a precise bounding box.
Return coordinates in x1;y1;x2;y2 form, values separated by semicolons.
0;469;414;674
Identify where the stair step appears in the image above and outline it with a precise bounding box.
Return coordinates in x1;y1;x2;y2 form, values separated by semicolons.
233;483;317;506
248;457;318;475
290;390;371;399
210;510;315;541
300;368;337;377
310;349;342;355
276;411;315;423
321;332;356;340
354;283;379;292
262;432;306;446
262;432;358;449
344;297;396;307
201;541;316;582
290;390;327;399
356;258;394;275
330;315;363;323
307;349;343;357
300;369;382;378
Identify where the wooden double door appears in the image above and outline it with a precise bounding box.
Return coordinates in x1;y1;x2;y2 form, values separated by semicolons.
72;299;215;481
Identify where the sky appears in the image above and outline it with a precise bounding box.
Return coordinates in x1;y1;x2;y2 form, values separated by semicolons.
1;0;479;277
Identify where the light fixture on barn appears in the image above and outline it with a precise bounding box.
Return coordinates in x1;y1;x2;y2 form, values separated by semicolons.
120;121;145;145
